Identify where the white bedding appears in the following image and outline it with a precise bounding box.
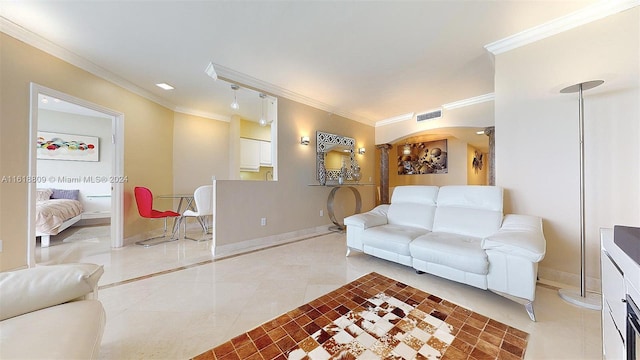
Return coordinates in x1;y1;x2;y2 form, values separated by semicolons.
36;199;83;235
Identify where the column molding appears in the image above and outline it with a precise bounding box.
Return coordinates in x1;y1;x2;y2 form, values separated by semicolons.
376;144;393;204
484;126;495;186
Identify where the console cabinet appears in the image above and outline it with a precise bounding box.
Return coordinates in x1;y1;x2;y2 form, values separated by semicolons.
601;227;634;360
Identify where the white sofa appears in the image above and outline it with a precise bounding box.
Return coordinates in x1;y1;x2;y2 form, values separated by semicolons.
344;185;546;321
0;263;106;359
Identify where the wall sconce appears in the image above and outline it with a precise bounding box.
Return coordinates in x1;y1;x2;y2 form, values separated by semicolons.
358;147;366;155
300;136;310;145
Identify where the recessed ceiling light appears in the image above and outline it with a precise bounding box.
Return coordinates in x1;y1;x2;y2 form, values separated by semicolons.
476;131;485;135
156;83;174;90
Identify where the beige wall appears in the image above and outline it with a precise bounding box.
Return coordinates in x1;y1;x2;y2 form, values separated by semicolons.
0;33;175;270
495;8;640;287
240;119;271;141
0;33;375;269
214;97;376;247
173;112;229;194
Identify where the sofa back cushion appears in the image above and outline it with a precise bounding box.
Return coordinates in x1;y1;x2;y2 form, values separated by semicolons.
433;186;503;238
387;186;438;230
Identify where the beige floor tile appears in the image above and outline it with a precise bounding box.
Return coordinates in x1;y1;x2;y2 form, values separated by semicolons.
36;225;602;359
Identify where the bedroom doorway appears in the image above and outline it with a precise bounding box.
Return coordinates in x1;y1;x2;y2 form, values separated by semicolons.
27;83;124;267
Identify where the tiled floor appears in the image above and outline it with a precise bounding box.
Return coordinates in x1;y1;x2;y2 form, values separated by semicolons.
36;225;602;359
196;272;529;360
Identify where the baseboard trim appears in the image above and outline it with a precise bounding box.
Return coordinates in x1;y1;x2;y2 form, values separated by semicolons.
213;226;332;260
538;266;602;294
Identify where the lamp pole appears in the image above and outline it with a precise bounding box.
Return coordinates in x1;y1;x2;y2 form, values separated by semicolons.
558;79;603;310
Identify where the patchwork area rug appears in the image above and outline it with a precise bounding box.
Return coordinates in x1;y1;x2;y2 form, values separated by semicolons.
193;272;528;360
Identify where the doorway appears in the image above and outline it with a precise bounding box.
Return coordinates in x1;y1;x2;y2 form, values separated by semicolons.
27;83;124;266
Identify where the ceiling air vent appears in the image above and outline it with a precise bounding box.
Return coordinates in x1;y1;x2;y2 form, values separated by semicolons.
416;109;442;122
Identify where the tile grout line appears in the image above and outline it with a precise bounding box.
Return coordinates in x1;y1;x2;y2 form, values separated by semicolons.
98;232;334;290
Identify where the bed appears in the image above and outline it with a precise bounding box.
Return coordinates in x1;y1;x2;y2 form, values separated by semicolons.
35;188;83;247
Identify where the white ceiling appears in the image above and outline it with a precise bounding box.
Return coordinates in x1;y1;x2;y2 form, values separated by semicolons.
1;1;598;127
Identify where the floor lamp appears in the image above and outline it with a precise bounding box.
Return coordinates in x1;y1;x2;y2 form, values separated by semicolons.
558;79;604;310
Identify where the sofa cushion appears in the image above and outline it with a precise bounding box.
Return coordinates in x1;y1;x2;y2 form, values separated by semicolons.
0;263;103;321
433;186;503;238
387;186;438;230
363;224;427;256
482;214;546;262
410;232;489;275
344;205;389;229
0;300;106;359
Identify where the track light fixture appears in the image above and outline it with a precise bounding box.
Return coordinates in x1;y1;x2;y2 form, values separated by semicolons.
230;84;240;110
258;93;267;126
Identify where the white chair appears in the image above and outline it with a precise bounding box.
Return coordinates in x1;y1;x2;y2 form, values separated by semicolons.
182;185;213;241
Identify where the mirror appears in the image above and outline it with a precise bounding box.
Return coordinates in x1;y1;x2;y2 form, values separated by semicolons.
316;131;358;181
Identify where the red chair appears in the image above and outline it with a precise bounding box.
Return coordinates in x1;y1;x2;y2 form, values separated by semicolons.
133;186;181;247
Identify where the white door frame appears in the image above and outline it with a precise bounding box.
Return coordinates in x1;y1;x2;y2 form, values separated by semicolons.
27;83;125;266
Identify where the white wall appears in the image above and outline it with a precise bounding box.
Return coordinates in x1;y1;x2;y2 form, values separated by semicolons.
37;109;112;213
495;8;640;288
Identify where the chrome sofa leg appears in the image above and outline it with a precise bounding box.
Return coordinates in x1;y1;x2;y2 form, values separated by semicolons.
525;301;536;322
346;247;351;257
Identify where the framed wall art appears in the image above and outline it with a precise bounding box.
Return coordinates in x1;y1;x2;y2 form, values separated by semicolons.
397;139;447;175
36;131;99;162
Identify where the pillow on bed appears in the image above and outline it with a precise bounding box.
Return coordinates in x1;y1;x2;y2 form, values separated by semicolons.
51;188;80;201
36;188;53;201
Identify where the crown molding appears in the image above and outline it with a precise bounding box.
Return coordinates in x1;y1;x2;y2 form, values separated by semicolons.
212;63;375;126
375;92;495;127
1;16;374;126
174;107;231;122
442;93;494;110
0;16;179;112
485;0;640;55
375;112;415;127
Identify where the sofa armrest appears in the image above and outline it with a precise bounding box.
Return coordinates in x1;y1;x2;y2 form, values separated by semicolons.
344;204;389;229
0;263;103;321
482;214;546;262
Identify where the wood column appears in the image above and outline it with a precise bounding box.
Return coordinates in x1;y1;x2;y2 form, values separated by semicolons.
484;126;495;186
376;144;392;204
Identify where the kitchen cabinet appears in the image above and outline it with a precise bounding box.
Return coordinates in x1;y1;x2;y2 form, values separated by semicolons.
601;229;626;360
602;227;640;359
260;140;272;166
240;138;260;172
241;138;272;172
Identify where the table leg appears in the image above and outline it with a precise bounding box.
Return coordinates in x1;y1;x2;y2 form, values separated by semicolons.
327;186;362;232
